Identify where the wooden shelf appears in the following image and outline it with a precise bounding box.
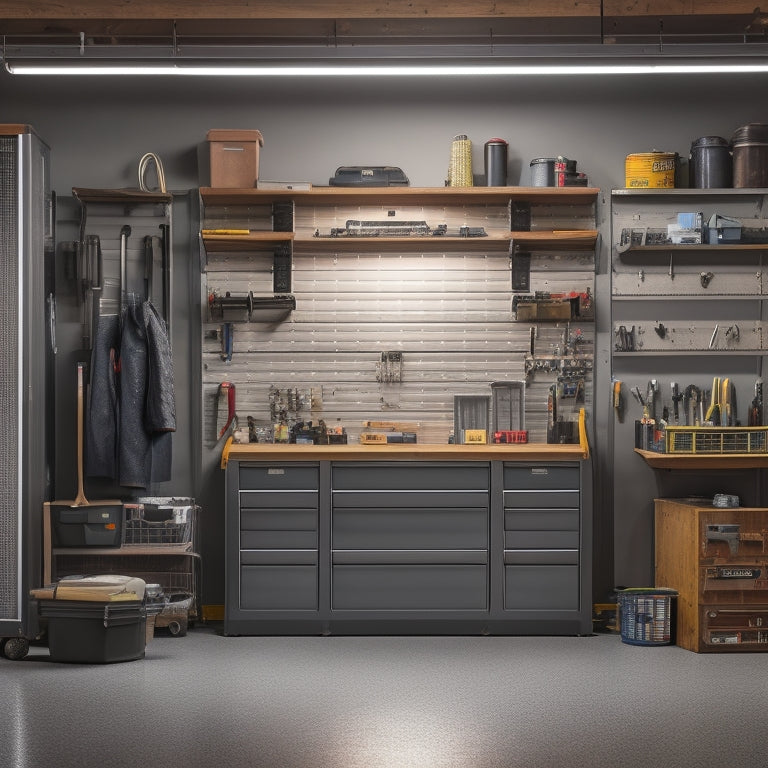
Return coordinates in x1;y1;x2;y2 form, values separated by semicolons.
202;231;294;252
200;185;600;206
73;187;173;205
636;448;768;469
618;243;768;254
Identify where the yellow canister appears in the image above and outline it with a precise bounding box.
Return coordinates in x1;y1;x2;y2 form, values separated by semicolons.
625;152;677;189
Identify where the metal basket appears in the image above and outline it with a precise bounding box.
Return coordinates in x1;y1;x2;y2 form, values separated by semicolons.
123;500;197;547
619;588;677;646
662;426;768;455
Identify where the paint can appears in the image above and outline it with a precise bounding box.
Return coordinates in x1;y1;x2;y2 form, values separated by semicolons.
731;124;768;188
689;136;732;189
530;157;556;186
484;138;508;186
625;151;677;189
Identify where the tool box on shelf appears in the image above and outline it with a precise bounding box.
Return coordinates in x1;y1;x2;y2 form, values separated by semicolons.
648;425;768;454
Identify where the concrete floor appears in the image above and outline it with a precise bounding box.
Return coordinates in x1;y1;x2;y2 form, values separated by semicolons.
2;625;767;768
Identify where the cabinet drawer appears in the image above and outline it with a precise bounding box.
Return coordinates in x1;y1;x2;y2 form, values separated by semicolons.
240;465;319;490
240;490;318;509
504;508;579;531
504;564;579;610
332;463;489;491
240;565;318;610
504;465;579;490
332;507;488;550
333;490;488;509
241;550;318;565
241;530;318;549
504;549;579;565
504;531;580;549
503;489;579;509
332;564;487;610
332;550;488;565
241;508;317;531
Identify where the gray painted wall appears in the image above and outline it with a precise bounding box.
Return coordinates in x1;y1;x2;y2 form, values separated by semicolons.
3;69;767;606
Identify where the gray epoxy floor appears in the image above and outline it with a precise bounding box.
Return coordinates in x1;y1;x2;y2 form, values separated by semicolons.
2;626;768;768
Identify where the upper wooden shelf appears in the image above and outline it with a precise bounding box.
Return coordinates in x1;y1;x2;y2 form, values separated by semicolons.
200;186;600;206
73;187;173;205
636;448;768;469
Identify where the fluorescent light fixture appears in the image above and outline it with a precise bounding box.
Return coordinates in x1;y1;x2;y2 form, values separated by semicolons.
8;61;768;76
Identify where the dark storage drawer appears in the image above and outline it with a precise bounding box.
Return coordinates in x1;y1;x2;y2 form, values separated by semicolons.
241;508;317;531
241;530;318;549
504;465;579;490
504;530;580;549
504;508;579;531
240;565;318;610
333;490;488;509
240;465;319;490
504;549;579;565
240;490;318;509
332;564;487;610
332;550;488;565
242;550;318;566
332;507;488;550
503;489;579;509
332;463;489;491
504;565;579;610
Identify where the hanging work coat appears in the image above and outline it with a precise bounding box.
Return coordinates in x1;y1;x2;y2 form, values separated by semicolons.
86;299;176;487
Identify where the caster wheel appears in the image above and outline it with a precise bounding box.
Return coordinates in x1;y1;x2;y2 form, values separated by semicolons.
167;618;188;637
3;637;29;660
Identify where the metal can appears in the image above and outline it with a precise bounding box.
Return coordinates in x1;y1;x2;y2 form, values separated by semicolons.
732;124;768;188
625;151;677;188
530;157;556;186
689;136;731;189
484;138;508;186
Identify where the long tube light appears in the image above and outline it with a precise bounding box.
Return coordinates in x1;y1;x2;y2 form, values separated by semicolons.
8;61;768;76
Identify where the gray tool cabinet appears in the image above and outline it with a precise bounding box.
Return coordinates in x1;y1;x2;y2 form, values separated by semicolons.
224;446;592;635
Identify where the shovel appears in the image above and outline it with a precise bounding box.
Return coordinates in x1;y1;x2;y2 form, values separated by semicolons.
44;363;124;569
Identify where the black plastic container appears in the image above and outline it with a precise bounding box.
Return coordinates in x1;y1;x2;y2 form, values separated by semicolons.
39;599;147;663
484;138;508;186
732;124;768;188
530;157;556;186
689;136;732;188
50;505;122;547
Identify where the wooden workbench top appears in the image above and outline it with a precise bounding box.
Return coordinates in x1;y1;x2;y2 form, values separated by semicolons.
222;441;588;466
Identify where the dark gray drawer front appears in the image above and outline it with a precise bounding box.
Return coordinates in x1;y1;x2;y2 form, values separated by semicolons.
504;465;579;490
241;550;318;566
504;565;579;610
241;508;317;531
504;508;579;531
240;565;317;610
240;490;318;509
332;565;487;610
332;464;489;491
333;491;488;509
504;549;579;565
332;507;488;549
332;550;488;565
504;530;579;549
241;530;318;549
503;489;579;509
240;465;319;490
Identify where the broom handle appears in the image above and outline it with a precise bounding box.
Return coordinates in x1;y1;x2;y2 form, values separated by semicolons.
73;362;88;506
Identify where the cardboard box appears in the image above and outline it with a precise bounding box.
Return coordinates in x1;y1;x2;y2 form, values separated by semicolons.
207;129;263;188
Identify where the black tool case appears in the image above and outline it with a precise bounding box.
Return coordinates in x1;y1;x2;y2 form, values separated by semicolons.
39;599;147;663
329;166;409;186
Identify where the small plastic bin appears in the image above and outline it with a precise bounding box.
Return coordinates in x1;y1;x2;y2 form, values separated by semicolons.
618;588;677;646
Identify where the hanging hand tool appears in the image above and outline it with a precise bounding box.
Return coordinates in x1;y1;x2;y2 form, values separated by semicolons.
119;224;131;313
216;381;237;441
721;378;732;426
220;322;234;363
749;380;763;426
705;376;721;426
684;384;701;426
671;381;682;424
646;379;658;423
143;234;154;301
613;379;624;423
